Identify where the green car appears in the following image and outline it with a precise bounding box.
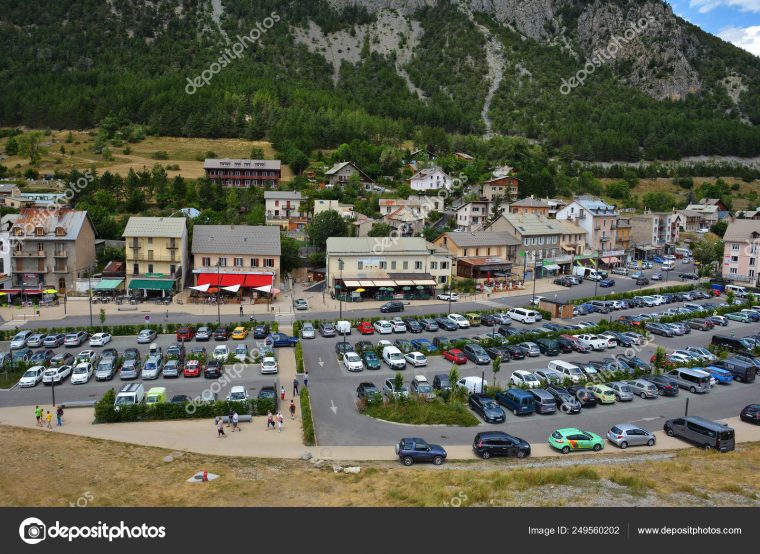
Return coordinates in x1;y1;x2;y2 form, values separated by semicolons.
549;428;605;454
726;312;752;323
588;384;617;404
361;350;381;370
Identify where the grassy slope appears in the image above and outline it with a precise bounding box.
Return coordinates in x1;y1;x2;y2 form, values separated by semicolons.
1;426;758;507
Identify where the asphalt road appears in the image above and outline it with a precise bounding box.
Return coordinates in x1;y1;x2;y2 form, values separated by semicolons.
0;334;283;408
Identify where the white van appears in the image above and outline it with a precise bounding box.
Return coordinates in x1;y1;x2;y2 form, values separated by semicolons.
675;248;691;258
457;376;487;394
661;260;675;271
114;383;145;410
382;346;406;370
548;360;584;383
335;321;352;335
725;284;749;298
507;308;539;324
573;266;604;281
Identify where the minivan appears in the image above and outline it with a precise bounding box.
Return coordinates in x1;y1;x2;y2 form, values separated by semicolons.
709;358;757;383
548;360;584;383
495;388;535;415
535;338;560;356
382;346;406;370
664;416;735;452
508;308;538;324
10;330;32;349
114;383;145;410
725;284;748;297
529;389;558;414
667;367;711;393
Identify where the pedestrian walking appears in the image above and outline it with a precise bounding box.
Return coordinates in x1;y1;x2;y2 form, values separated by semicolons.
266;411;275;430
239;305;243;317
227;408;234;428
289;400;296;420
56;406;63;427
293;377;299;396
277;412;284;433
280;386;286;401
35;405;42;427
304;372;309;388
216;416;226;438
45;410;52;430
232;411;240;432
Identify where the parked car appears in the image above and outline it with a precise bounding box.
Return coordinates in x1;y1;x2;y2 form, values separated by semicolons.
418;318;439;332
395;437;446;465
70;362;94;385
435;317;458;331
410;338;436;353
213;327;229;341
25;334;45;348
664;416;735;452
196;327;211;341
176;326;195;341
253;324;270;339
462;343;491;365
545;386;582;414
510;370;541;388
383;378;409;399
549;428;604;454
293;298;309;311
42;365;72;385
204;360;223;378
626;379;658;399
65;331;88;347
380;301;404;313
607;423;656;449
607;381;634;402
469;394;506;423
18;366;45;388
300;323;315;339
404;351;428;367
567;385;598;407
360;350;381;370
436;293;458;302
319;323;337;337
42;334;66;348
740;404;760;425
473;431;531;459
137;329;157;344
588;384;616;404
442;348;467;364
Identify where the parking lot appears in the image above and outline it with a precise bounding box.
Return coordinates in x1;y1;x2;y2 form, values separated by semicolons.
0;333;282;408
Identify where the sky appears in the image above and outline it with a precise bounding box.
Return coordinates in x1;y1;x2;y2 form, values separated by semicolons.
668;0;760;56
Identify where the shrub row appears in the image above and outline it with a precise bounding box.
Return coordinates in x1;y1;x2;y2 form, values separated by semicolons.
294;341;304;374
571;283;709;305
299;387;316;446
94;388;275;423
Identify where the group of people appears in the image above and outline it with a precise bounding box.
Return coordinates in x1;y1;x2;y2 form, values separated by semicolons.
34;405;63;429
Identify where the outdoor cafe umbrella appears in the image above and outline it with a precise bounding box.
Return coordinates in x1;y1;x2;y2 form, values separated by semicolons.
43;289;58;294
354;288;365;292
402;286;411;291
207;287;220;294
415;285;425;289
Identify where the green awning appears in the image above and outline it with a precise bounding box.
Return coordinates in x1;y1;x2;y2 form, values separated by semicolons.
94;279;124;290
128;279;174;291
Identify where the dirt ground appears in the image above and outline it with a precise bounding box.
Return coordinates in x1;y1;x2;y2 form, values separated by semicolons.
2;426;759;507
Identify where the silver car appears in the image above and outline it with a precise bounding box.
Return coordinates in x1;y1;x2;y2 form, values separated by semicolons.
626;379;658;399
518;342;541;357
533;369;563;386
301;322;315;339
607;381;634;402
607;423;656;449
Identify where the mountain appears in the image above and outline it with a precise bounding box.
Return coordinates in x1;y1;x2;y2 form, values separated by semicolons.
1;0;759;161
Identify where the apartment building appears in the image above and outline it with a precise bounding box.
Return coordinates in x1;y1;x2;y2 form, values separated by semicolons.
313;199;355;219
324;161;375;191
409;167;453;192
433;231;520;280
264;191;303;230
9;208;96;294
722;219;760;285
509;196;550;217
482;165;519;201
630;211;682;251
556;197;620;253
123;217;188;294
203;158;281;188
454;199;492;232
191;225;281;291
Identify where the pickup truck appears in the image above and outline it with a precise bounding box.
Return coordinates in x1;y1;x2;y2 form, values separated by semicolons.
576;334;610;351
395;437;447;466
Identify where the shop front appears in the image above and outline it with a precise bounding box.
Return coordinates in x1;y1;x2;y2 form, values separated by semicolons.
333;273;438;301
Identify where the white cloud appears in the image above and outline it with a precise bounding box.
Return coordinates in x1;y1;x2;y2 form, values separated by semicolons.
719;25;760;55
690;0;760;13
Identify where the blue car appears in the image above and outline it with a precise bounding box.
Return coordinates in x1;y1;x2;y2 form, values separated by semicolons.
396;437;447;466
599;278;615;287
702;366;734;385
410;338;436;353
580;302;596;313
653;256;665;264
266;333;299;347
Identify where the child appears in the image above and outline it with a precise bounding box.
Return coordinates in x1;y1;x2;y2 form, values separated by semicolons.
289;400;296;420
266;411;275;430
216;416;226;438
56;406;64;426
280;386;286;401
277;412;284;433
45;410;53;430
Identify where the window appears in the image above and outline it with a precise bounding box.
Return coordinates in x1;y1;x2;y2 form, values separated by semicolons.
732;243;740;251
750;269;755;278
170;264;176;275
391;261;396;270
440;262;448;270
379;261;387;270
357;261;364;270
438;276;447;284
55;227;66;236
415;261;423;270
148;237;153;244
751;258;756;267
35;226;44;236
234;258;243;267
133;264;139;275
430;261;438;270
218;258;227;267
147;264;154;274
264;259;274;267
202;257;211;266
251;258;259;267
403;261;408;270
732;256;739;262
730;267;738;274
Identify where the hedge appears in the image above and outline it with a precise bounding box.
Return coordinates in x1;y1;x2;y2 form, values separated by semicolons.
295;341;304;374
94;388;275;423
299;387;316;446
572;283;710;305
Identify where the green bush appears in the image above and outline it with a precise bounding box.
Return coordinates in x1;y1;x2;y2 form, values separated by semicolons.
300;387;316;446
295;341;304;374
359;397;480;426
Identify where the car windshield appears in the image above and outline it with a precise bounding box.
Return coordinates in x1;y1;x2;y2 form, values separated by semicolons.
74;366;87;374
418;384;433;393
525;374;539;382
23;370;38;378
347;354;360;362
114;396;133;405
229;392;246;400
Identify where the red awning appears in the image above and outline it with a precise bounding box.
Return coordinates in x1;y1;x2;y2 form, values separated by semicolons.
1;289;42;295
196;273;272;288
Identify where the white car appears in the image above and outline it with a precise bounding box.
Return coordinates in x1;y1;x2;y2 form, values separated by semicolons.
260;356;279;374
373;320;393;334
10;330;32;349
227;385;249;402
510;370;541;388
576;334;609;351
507;308;539;324
404;351;428;367
575;321;596;329
42;365;72;385
448;313;470;328
76;350;98;363
342;352;364;372
390;319;407;333
301;322;316;339
529;296;545;306
668;352;696;364
685;346;717;362
213;345;229;361
437;293;459;302
70;362;94;385
18;366;45;388
234;344;248;362
377;340;393;349
650;295;666;305
89;332;112;346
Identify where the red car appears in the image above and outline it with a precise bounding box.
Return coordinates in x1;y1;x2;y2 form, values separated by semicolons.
176;326;195;341
442;349;467;364
183;359;203;377
357;321;375;335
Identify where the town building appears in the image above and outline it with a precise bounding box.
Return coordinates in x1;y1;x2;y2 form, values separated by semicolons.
509;196;550;217
203;158;281;188
454;199;493;232
351;213;377;237
0;182;21;203
378;197;439;236
556;197;621;254
191;225;281;292
325;237;452;298
0;214;18;289
9;208;97;294
409;167;453;192
482;165;519;201
123;217;188;295
313;199;355;219
677;209;705;233
737;208;760;220
264;191;303;230
324;162;375;191
684;202;720;227
615;216;632;258
433;231;520;281
630;211;682;255
722;219;760;286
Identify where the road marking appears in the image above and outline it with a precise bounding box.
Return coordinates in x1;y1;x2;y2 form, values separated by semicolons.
318;357;324;367
329;400;338;414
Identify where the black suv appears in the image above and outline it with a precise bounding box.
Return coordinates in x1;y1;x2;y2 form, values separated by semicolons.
403;319;423;333
535;338;560;356
473;431;531;459
468;394;506;423
380;302;404;313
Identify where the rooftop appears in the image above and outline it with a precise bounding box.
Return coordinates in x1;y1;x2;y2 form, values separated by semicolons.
326;237;448;256
203;158;281;171
443;231;520;247
573;196;618;215
497;212;585;236
122;217;186;238
12;208;92;241
192;225;281;256
724;219;760;242
510;197;549;208
264;191;302;201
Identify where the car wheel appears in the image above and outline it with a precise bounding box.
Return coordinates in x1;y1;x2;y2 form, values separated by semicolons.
619;441;628;449
561;446;570;454
703;444;713;451
481;451;491;460
513;408;518;415
516;450;527;459
640;392;647;399
689;386;696;393
432;456;444;465
593;443;602;452
647;439;655;447
665;427;675;437
402;456;414;466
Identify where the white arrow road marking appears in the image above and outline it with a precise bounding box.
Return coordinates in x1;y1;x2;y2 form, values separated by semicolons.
318;357;324;367
330;400;338;414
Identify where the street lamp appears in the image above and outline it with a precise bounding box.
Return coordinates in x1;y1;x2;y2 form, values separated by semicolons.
337;258;346;349
448;256;456;315
216;260;221;325
531;253;539;305
594;233;609;299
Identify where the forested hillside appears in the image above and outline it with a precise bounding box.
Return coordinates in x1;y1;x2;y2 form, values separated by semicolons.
1;0;759;161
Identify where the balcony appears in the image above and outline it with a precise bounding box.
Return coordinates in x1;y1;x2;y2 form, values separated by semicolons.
166;243;179;250
53;265;68;273
53;250;68;258
12;250;46;258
